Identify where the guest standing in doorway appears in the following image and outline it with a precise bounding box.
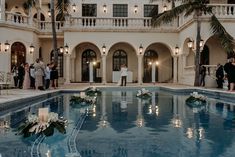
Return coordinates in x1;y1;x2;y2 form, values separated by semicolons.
23;63;30;89
120;64;128;86
18;63;25;89
216;63;224;88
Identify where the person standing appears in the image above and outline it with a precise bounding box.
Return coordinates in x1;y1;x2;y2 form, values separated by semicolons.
224;58;233;90
44;63;51;89
34;58;45;90
215;63;224;88
120;64;128;86
229;58;235;91
23;63;30;89
18;63;25;89
29;64;35;89
11;65;18;88
199;64;206;87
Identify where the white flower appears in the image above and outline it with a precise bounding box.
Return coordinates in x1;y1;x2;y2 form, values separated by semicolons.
48;112;58;122
28;114;39;123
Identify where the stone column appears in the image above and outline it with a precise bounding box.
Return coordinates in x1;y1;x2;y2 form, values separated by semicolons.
0;0;5;21
102;55;107;84
64;54;71;83
137;55;143;85
173;56;178;83
71;58;75;82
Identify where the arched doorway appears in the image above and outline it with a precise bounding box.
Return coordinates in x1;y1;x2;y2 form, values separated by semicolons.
82;49;97;82
201;45;209;65
113;50;127;71
143;50;158;83
11;42;26;69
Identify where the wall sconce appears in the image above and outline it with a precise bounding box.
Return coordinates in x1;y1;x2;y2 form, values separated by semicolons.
103;4;107;13
5;40;10;51
175;45;179;55
64;43;69;54
199;39;204;47
48;10;51;17
187;39;204;50
134;5;138;13
187;39;193;49
59;46;64;53
163;4;167;12
102;44;106;55
139;44;143;55
72;3;76;12
156;61;159;66
29;44;35;54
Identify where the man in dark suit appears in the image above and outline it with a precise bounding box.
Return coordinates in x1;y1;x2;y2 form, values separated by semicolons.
216;63;224;88
18;63;25;89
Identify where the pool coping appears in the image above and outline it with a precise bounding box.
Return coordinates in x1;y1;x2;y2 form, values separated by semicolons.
0;86;235;110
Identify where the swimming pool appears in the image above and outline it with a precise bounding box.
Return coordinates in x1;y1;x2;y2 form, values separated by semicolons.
0;88;235;157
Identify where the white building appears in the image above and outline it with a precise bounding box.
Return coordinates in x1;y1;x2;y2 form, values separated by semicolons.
0;0;234;86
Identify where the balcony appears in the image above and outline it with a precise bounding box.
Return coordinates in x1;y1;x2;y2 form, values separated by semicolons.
0;4;235;34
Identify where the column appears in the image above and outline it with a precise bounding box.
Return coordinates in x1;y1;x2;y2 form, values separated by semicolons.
173;56;178;83
71;58;75;82
0;0;5;21
151;63;156;83
102;55;107;84
138;55;143;85
89;62;93;83
64;54;71;83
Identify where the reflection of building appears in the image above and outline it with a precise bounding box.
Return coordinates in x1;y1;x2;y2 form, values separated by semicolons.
1;1;234;86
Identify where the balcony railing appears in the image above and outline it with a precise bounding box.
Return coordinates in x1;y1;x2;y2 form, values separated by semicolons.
1;4;235;33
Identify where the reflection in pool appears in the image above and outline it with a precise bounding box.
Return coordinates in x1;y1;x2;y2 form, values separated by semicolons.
0;89;235;157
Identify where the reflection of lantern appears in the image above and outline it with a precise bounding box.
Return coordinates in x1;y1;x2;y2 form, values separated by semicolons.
172;114;182;128
186;127;205;140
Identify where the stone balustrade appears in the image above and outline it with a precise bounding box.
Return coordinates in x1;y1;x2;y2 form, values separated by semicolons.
1;4;235;33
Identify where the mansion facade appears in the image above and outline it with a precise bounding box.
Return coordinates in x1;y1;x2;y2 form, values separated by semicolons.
0;0;235;86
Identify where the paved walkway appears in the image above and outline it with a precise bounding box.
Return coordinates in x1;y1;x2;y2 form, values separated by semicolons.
0;83;234;105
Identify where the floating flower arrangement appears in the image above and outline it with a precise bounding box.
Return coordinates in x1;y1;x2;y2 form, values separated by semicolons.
85;87;101;96
18;111;67;138
70;92;97;108
136;88;152;99
186;92;207;107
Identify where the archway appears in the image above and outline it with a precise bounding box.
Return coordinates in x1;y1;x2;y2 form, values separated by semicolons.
71;43;101;82
11;42;26;69
81;49;97;82
107;42;137;83
143;50;158;83
144;43;172;83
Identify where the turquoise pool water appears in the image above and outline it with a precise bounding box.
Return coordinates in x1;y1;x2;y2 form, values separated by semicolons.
0;88;235;157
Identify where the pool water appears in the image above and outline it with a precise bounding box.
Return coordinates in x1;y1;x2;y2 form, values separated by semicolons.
0;89;235;157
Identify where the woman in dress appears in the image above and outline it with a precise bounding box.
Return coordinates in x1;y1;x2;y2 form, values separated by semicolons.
23;63;30;89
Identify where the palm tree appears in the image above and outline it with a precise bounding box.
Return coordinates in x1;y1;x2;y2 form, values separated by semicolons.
24;0;71;64
51;0;70;64
151;0;234;86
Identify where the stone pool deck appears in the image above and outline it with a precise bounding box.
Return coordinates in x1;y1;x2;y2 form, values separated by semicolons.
0;83;235;105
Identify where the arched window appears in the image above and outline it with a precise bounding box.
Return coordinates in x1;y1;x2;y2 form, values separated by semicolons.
33;13;45;21
113;50;127;71
50;51;64;77
143;50;158;82
82;49;96;82
11;42;26;69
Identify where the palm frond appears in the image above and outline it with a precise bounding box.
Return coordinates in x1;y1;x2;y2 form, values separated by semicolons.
210;15;234;52
56;0;70;21
23;0;36;10
151;3;192;27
